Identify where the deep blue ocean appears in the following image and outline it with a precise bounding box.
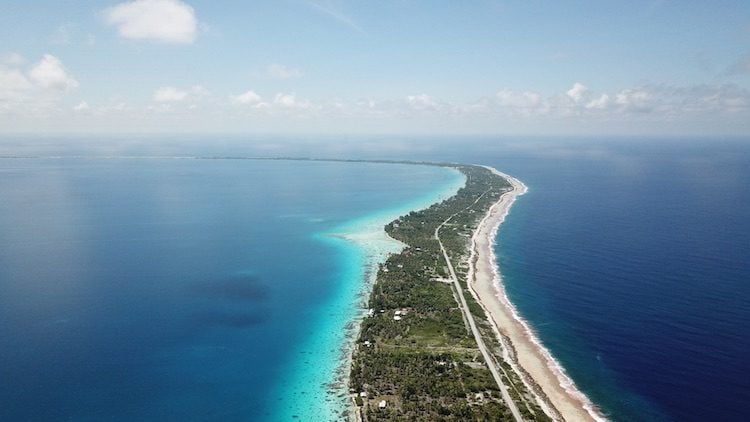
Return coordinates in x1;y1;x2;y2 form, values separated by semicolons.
484;141;750;421
1;137;748;421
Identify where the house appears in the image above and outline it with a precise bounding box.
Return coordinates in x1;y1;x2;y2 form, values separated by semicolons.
378;400;387;409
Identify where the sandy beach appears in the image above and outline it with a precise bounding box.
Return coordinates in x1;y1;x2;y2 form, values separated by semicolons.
468;167;606;422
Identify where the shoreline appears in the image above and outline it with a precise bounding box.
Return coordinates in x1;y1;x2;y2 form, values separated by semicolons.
321;168;466;421
468;167;606;421
269;163;465;421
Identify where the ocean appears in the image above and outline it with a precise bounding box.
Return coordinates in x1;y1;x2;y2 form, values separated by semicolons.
483;140;750;421
1;137;749;421
0;156;463;421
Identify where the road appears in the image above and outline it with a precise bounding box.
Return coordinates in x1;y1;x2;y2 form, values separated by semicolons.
435;189;524;422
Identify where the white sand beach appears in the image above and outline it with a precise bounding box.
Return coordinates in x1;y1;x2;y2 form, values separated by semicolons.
467;167;607;422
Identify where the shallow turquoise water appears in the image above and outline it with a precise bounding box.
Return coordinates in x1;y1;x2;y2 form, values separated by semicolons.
0;157;463;421
272;166;464;421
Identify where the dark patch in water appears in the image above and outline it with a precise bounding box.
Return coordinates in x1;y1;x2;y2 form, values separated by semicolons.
190;274;270;302
192;311;267;329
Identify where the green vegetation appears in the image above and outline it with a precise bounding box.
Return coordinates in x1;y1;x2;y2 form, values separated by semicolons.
349;164;552;421
194;157;553;420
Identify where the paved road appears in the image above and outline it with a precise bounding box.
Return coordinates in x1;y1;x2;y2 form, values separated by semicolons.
435;189;524;422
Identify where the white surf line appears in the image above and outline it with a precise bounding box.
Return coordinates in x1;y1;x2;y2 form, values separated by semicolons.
465;172;563;421
435;186;524;422
470;167;606;422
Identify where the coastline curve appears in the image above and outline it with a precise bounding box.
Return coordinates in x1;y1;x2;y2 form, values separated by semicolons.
468;166;607;422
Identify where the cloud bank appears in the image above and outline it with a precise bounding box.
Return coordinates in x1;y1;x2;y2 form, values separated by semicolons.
2;75;749;135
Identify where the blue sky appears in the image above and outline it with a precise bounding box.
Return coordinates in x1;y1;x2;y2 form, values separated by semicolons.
1;0;749;135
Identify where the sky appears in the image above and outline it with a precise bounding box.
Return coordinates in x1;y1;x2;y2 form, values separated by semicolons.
1;0;749;136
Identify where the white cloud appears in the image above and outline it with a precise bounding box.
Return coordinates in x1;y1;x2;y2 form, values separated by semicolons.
495;89;547;115
153;85;209;103
0;54;78;113
3;75;748;134
230;91;317;112
614;88;652;112
233;90;263;105
566;82;588;103
153;86;188;102
274;93;296;107
273;93;311;108
267;64;303;80
104;0;198;44
28;55;78;91
73;101;90;111
496;89;542;107
670;84;749;113
479;83;744;119
0;67;33;101
585;94;610;110
190;85;210;96
406;94;440;111
493;83;748;119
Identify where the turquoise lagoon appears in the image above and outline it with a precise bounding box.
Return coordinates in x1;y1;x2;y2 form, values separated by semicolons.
0;157;463;421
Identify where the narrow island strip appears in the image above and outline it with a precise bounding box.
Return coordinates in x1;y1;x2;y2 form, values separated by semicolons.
349;163;605;421
186;156;601;420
